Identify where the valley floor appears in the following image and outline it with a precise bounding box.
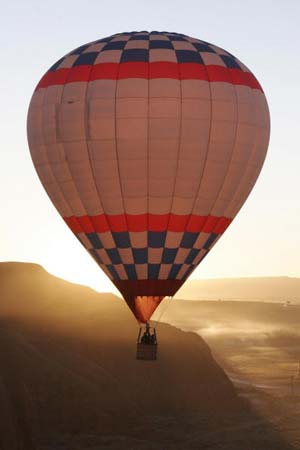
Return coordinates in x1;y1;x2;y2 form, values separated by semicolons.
162;299;300;449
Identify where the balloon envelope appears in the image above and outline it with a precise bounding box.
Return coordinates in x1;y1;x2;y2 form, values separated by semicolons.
27;31;270;322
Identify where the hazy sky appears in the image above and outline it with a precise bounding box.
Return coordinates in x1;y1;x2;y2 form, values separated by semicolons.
1;0;299;293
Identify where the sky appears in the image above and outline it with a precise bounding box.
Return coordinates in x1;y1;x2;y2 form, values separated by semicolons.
1;0;299;294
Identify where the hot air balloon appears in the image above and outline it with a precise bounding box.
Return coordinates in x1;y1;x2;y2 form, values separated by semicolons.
27;31;270;359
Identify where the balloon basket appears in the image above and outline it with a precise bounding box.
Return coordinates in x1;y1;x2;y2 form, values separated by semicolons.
136;326;158;361
136;343;157;360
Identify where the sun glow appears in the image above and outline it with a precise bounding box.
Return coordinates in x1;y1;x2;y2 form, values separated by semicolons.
40;238;119;295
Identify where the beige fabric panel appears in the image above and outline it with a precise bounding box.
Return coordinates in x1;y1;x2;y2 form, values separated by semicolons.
148;79;181;215
119;248;134;264
170;80;211;214
87;80;117;100
28;89;87;218
125;40;149;50
130;232;147;248
193;232;210;249
165;232;183;248
116;156;148;209
77;233;93;249
225;132;270;218
114;80;148;260
201;52;226;66
174;248;190;264
43;85;64;105
43;141;66;165
172;81;211;214
27;103;45;148
172;41;196;51
60;142;103;215
28;133;48;167
58;102;86;141
34;161;74;217
181;80;211;99
95;50;122;63
97;249;111;265
114;264;128;280
50;81;105;217
46;160;90;216
87;81;123;216
89;154;122;214
88;99;115;139
148;248;163;264
148;196;173;214
82;43;106;53
193;82;238;216
28;89;44;108
90;158;119;211
150;49;177;62
210;84;257;216
117;79;148;98
115;92;148;215
116;137;148;214
65;150;103;216
159;264;172;279
135;264;148;279
224;90;270;218
176;264;190;280
149;79;181;98
98;232;115;248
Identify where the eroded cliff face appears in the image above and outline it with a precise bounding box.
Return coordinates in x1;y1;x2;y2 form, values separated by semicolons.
0;263;292;450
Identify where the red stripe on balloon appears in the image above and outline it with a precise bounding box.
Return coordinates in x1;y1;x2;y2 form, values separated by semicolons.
90;62;119;80
118;62;149;78
36;62;262;91
149;62;179;78
179;63;209;80
64;214;232;234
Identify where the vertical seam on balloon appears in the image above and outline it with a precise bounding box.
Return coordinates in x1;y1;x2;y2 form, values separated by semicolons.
37;88;72;218
59;59;96;225
225;91;259;217
163;36;183;280
224;88;264;218
113;39;135;277
199;62;240;241
176;42;214;269
185;43;213;216
82;45;117;277
234;93;269;216
146;33;164;321
225;78;262;218
211;75;263;223
52;43;113;278
40;82;85;235
147;35;150;276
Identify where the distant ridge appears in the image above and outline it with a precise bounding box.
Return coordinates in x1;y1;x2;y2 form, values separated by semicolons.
175;276;300;303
